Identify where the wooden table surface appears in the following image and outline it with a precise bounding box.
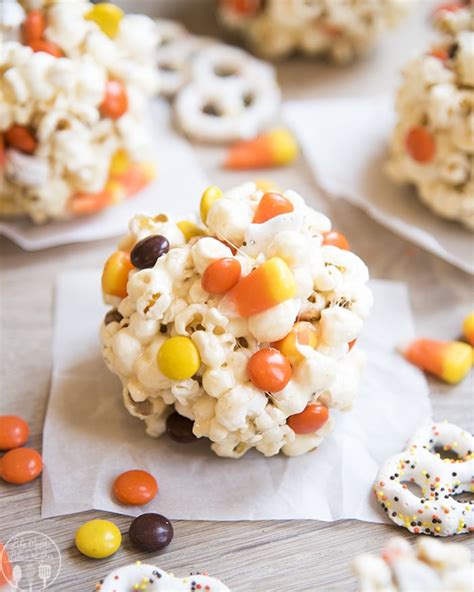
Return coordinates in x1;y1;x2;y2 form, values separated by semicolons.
1;2;473;591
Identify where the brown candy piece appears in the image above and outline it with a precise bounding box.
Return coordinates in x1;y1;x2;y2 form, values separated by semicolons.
166;412;197;443
128;513;173;552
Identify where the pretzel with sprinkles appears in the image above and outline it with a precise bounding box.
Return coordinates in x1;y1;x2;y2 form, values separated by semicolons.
374;422;474;537
96;561;230;591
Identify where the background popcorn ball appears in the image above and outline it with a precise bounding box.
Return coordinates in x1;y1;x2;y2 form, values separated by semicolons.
0;0;159;223
101;183;373;458
217;0;411;63
432;0;473;38
353;536;474;592
386;28;474;230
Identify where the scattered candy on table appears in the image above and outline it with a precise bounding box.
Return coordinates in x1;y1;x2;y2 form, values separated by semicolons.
100;182;373;457
400;338;472;384
128;514;174;552
96;561;230;591
462;312;474;347
75;519;122;559
0;543;12;588
224;129;298;170
0;416;29;450
113;470;158;506
0;447;42;484
374;422;474;536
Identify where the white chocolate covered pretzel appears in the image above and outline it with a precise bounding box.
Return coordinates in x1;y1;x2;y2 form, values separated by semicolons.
174;45;280;142
97;562;230;591
374;422;474;536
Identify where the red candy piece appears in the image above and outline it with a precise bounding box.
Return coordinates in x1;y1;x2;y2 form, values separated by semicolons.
253;192;294;224
201;258;241;295
405;126;436;163
5;124;37;154
322;230;350;251
287;403;329;434
0;416;29;451
100;80;128;119
113;470;158;506
0;448;42;484
248;348;292;392
22;10;46;43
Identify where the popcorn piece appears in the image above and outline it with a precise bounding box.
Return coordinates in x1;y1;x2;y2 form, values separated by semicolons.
100;184;372;457
386;25;474;230
353;536;474;591
0;0;159;223
218;0;411;63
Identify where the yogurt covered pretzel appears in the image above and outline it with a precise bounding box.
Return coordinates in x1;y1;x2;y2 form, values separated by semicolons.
100;183;372;458
353;536;474;592
0;0;159;223
374;422;474;537
386;26;474;230
96;562;230;592
218;0;411;63
174;45;281;142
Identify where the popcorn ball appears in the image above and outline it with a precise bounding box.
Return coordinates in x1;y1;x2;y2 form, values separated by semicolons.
386;27;474;230
217;0;411;63
100;183;373;458
353;536;473;592
0;0;159;223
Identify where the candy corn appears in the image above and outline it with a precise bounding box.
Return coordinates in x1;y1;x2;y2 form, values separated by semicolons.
224;257;296;317
400;338;472;384
224;128;299;170
463;312;474;347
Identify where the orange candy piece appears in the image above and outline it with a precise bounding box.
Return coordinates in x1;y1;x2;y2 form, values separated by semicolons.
273;321;318;366
5;124;37;154
405;126;436;164
226;0;262;15
100;80;128;119
225;257;296;318
201;258;241;295
0;544;12;586
287;403;329;434
0;416;29;451
348;339;357;352
247;348;292;392
428;47;449;61
101;251;134;299
28;39;64;57
253;192;294;224
22;10;46;43
0;448;43;484
322;230;350;251
113;470;158;506
433;1;466;17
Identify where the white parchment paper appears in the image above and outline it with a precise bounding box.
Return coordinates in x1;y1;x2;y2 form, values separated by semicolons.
0;101;208;251
283;97;473;275
42;271;431;522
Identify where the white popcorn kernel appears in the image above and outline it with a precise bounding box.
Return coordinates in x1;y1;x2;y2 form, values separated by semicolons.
191;330;226;368
248;298;300;343
5;149;49;187
111;328;142;377
191;394;216;438
267;230;311;267
206;197;253;244
135;336;170;392
320;306;363;347
203;367;235;398
191;237;232;274
215;384;267;432
128;313;160;345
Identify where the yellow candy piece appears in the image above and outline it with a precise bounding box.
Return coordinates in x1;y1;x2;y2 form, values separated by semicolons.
269;128;299;166
75;519;121;559
102;250;134;299
273;321;318;366
158;336;201;381
85;2;124;38
463;312;474;348
255;179;281;193
177;221;206;242
200;185;222;224
109;149;130;175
